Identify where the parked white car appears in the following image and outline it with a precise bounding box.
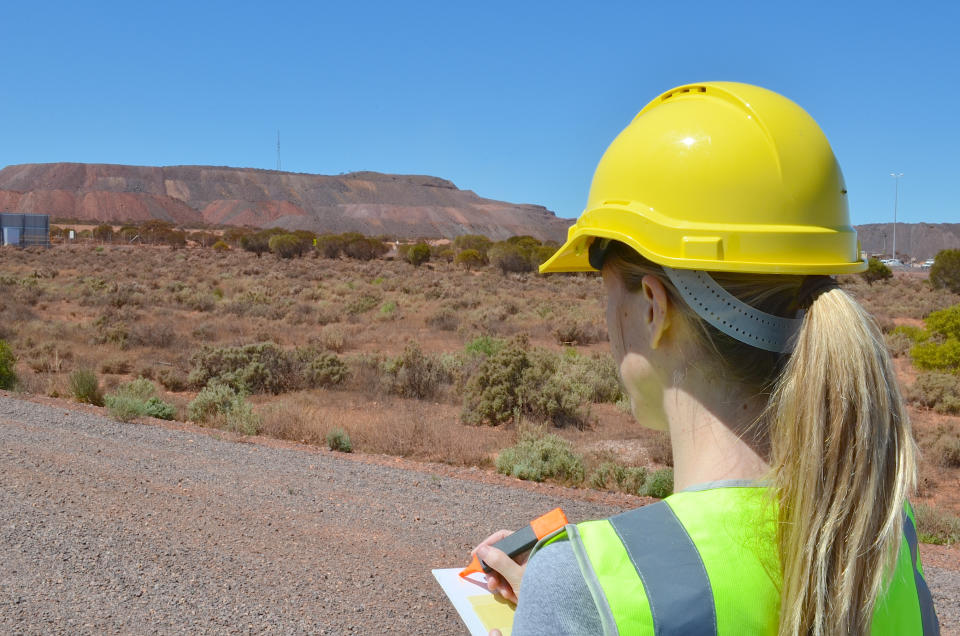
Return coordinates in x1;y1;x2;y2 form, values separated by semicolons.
880;258;902;266
921;259;935;269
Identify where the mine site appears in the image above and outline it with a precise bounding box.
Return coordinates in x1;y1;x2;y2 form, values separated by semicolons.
4;4;960;635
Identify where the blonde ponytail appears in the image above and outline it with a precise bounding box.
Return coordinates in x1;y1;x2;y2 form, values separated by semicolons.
769;288;917;635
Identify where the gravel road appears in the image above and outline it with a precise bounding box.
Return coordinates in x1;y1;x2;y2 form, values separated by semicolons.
1;393;957;635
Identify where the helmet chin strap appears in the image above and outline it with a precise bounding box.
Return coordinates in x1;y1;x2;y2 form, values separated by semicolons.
661;267;803;354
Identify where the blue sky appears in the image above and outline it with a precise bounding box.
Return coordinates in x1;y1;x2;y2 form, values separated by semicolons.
1;0;956;225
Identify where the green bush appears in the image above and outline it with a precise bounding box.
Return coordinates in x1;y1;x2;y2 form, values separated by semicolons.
455;249;486;268
519;348;592;429
862;258;893;285
406;243;431;267
345;293;381;315
462;338;531;425
908;373;960;414
105;378;176;422
488;242;535;274
187;382;260;435
453;234;492;256
326;427;353;453
268;233;304;259
914;503;960;546
495;432;584;484
464;335;506;357
69;369;104;406
380;341;449;399
589;461;647;495
644;468;674;498
930;249;960;293
190;343;347;394
0;340;17;390
925;304;960;339
212;240;230;251
910;338;960;372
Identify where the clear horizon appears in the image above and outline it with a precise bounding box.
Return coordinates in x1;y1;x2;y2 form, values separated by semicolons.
2;0;956;226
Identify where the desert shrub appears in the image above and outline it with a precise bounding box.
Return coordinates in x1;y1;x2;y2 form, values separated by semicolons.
346;293;381;315
464;335;506;357
105;377;176;422
907;373;960;413
315;234;345;258
406;243;431;267
910;339;960;372
69;368;104;406
454;234;492;256
381;341;448;399
884;330;913;357
861;257;892;285
187;382;260;434
519;348;592;429
326;427;353;453
935;434;960;468
92;224;114;242
268;233;303;259
189;342;296;394
563;351;624;404
435;248;455;263
212;240;230;251
240;232;271;257
314;324;347;353
926;304;960;339
455;249;486;268
0;340;17;390
930;249;960;293
462;338;531;425
302;351;349;388
644;468;674;498
378;300;398;319
589;461;647;495
914;504;960;546
426;307;459;331
488;242;535;274
128;322;175;350
495;432;584;484
157;368;189;392
342;236;389;261
100;358;132;374
553;319;606;345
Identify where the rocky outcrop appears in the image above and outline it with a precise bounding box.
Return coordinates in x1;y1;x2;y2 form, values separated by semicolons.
0;163;572;242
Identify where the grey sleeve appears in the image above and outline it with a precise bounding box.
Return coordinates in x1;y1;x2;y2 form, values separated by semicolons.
511;538;604;636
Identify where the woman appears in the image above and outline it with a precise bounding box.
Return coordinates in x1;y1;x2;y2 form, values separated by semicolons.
475;82;939;635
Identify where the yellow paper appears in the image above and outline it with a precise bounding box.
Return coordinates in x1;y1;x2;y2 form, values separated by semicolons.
467;594;515;636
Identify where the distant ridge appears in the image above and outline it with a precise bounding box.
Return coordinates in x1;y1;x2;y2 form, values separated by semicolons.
856;223;960;261
0;163;572;242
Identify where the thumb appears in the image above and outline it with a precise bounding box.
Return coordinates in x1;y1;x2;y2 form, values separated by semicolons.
477;545;523;590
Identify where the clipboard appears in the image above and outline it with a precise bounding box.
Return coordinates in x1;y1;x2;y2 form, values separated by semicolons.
432;567;515;636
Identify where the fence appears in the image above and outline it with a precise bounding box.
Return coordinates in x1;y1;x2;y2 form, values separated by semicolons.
0;213;50;247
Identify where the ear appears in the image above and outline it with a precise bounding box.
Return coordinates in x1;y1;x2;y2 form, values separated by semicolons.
640;275;671;349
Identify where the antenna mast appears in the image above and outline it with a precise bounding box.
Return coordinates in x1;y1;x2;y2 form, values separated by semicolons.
276;130;281;171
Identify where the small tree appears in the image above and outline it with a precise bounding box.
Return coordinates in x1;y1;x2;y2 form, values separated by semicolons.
930;249;960;293
407;243;431;267
268;233;302;259
455;248;486;268
92;224;114;243
0;340;17;390
862;257;893;285
489;242;534;274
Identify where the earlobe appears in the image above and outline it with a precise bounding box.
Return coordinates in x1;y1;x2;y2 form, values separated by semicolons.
641;275;671;349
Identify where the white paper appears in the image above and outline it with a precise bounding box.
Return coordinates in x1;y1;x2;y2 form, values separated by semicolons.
432;567;516;636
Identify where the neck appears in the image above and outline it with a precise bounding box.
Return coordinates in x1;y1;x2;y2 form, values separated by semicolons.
662;372;770;492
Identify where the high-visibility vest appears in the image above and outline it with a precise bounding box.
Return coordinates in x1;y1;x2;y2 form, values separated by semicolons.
536;486;939;635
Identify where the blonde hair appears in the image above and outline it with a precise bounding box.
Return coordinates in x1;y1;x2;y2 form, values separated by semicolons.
604;243;917;636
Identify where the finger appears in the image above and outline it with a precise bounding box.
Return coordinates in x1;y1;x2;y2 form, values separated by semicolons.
489;630;503;636
476;545;524;591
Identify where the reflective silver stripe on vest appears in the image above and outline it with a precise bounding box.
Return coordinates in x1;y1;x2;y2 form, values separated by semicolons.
609;501;717;636
903;512;941;636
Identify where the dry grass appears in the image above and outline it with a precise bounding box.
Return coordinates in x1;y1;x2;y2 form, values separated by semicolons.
1;244;958;521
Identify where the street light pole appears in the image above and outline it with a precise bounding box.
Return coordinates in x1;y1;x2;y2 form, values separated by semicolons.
890;172;903;262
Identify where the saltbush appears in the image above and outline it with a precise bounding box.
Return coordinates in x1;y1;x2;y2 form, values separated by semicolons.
326;427;353;453
495;432;585;484
910;338;960;372
644;468;674;498
0;340;17;390
105;378;176;422
589;461;647;495
189;343;347;394
914;503;960;546
462;338;531;425
936;435;960;468
861;258;892;285
930;249;960;293
380;341;449;399
69;369;104;406
188;382;261;435
908;373;960;414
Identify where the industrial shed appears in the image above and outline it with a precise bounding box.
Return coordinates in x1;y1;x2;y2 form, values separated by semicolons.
0;213;50;247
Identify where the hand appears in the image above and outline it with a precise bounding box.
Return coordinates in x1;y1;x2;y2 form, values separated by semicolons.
471;530;528;605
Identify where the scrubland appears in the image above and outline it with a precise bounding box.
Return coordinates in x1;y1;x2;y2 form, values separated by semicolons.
1;243;958;544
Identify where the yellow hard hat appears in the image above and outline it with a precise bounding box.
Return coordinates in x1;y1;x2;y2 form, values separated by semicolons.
540;81;866;276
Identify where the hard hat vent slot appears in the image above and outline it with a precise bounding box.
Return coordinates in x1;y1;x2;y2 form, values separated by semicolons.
662;86;707;101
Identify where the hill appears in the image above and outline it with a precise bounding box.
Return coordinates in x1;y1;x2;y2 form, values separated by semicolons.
857;223;960;261
0;163;572;242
